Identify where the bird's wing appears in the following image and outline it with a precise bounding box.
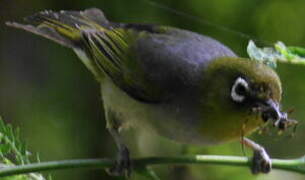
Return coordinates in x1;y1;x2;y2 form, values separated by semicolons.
81;26;177;103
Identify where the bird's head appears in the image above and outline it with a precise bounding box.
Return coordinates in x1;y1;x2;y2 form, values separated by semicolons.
199;57;296;143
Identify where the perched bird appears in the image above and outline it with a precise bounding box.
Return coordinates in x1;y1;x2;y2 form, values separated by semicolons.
7;8;293;176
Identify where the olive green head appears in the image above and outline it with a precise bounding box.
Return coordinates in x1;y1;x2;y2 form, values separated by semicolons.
199;57;283;144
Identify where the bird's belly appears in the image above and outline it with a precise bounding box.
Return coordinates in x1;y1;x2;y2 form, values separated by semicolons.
101;79;213;145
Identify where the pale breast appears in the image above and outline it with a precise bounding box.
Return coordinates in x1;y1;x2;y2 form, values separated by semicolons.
101;77;216;145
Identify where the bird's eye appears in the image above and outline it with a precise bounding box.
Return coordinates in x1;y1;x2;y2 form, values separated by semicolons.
231;77;249;103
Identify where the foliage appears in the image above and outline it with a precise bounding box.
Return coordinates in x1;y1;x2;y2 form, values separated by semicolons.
247;40;305;68
0;117;46;180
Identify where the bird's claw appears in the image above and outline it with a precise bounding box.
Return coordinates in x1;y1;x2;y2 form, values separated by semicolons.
107;146;132;177
251;148;272;174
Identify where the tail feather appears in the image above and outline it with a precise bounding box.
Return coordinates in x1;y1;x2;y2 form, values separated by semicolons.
6;21;76;48
6;8;110;48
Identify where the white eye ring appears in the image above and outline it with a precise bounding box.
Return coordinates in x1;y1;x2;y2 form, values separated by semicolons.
231;77;249;103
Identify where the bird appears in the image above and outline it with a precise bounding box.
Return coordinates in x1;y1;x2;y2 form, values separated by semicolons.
6;8;294;176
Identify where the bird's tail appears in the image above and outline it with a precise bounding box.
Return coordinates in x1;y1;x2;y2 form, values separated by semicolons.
6;8;110;48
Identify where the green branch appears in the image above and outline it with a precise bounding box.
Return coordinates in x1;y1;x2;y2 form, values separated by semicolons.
0;155;304;177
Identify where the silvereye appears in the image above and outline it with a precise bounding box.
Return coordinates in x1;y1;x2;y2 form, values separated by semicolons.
7;8;293;176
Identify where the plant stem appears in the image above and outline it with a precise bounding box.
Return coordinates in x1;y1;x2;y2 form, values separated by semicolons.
0;155;304;177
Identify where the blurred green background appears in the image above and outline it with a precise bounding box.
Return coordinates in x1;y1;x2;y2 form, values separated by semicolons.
0;0;305;179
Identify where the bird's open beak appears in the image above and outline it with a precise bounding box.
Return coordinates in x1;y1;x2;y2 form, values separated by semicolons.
257;99;298;131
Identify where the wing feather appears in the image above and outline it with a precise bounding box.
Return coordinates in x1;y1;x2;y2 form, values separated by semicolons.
82;28;169;103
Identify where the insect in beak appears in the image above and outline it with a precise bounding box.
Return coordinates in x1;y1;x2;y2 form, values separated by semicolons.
258;99;298;131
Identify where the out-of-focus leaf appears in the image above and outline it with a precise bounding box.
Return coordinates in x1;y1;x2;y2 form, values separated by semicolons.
247;40;305;68
0;117;46;180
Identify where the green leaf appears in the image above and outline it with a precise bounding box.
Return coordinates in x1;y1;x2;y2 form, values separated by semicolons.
0;117;47;180
246;40;278;68
247;40;305;68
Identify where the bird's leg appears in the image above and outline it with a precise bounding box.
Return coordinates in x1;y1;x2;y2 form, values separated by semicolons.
107;128;131;176
105;110;131;177
241;137;271;174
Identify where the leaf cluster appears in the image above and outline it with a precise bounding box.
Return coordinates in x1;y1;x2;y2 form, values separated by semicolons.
0;117;46;180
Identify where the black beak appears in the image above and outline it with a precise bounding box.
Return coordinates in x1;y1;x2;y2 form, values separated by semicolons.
261;99;281;122
259;99;298;131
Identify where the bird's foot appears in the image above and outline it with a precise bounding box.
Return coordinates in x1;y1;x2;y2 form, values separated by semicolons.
251;148;272;174
107;145;132;177
241;137;272;174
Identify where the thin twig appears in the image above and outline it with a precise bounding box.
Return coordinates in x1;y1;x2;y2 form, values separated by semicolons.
0;155;304;177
